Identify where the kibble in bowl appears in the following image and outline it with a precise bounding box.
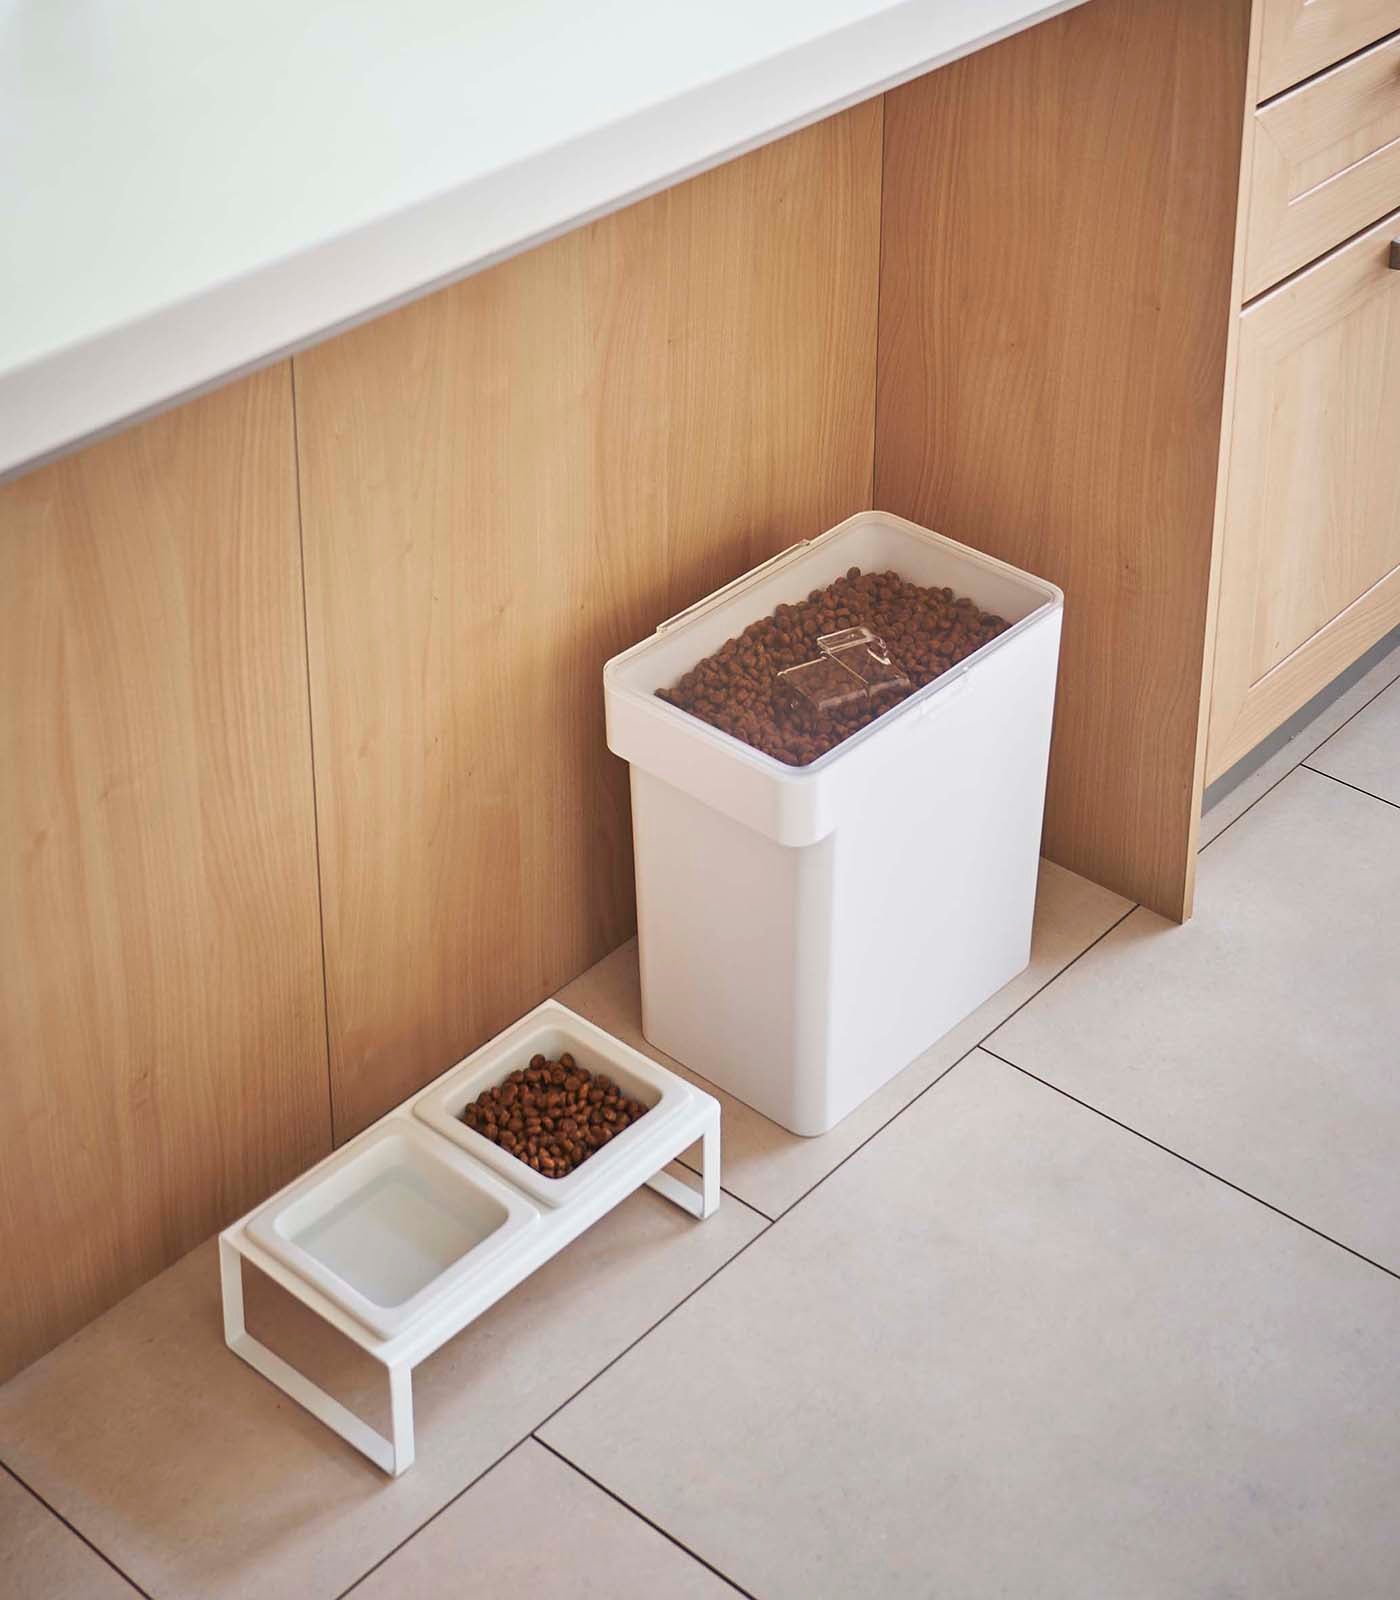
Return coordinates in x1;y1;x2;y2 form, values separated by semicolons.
459;1053;651;1179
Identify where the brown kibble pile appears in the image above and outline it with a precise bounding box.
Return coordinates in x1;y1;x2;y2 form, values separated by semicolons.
460;1053;649;1179
657;566;1009;765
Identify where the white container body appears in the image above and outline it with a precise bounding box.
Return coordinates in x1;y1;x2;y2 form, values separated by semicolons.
604;511;1063;1137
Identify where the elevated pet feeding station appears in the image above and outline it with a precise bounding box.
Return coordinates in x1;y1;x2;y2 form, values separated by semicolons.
219;1002;720;1475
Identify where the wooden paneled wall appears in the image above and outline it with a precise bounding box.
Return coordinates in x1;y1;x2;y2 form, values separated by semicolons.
0;103;880;1374
875;0;1251;918
0;369;331;1379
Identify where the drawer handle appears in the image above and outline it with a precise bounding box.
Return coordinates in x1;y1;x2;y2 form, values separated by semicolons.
1391;238;1400;271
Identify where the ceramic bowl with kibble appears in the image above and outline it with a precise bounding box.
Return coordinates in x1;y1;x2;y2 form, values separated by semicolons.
412;1000;698;1207
459;1051;649;1182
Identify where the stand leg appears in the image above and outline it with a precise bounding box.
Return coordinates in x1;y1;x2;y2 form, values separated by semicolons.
220;1237;246;1342
219;1239;414;1476
645;1112;721;1219
389;1363;416;1474
700;1110;720;1219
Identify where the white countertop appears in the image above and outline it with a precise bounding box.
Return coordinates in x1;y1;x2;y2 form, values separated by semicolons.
0;0;1082;479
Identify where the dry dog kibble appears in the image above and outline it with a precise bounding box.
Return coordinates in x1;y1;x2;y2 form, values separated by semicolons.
460;1053;650;1178
656;566;1008;765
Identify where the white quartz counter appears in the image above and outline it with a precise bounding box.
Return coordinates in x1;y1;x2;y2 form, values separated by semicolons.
0;0;1082;478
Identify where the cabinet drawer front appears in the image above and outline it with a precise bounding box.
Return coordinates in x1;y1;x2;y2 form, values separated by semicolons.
1208;210;1400;779
1260;0;1400;100
1245;32;1400;297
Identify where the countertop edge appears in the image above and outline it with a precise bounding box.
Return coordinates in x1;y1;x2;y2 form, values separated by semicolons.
0;0;1083;482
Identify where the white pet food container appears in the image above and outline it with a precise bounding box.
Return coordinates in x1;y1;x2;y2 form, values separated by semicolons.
604;511;1063;1136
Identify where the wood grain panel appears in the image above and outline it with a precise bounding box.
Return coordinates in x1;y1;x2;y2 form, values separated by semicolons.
1192;0;1267;827
875;0;1251;920
0;367;330;1380
1208;211;1400;778
295;105;881;1137
1244;32;1400;298
1258;0;1399;101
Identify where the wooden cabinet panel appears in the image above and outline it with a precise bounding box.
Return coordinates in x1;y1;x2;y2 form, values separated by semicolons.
876;0;1251;919
294;105;880;1138
1245;32;1400;298
1208;211;1400;779
1259;0;1400;100
0;367;331;1380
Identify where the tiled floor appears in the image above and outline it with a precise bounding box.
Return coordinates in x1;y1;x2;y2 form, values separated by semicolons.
3;652;1398;1599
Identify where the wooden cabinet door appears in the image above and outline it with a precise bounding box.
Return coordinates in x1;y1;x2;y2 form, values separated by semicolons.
1258;0;1400;100
1207;210;1400;781
1243;32;1400;298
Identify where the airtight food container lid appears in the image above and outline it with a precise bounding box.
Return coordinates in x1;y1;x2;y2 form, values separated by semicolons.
603;511;1063;847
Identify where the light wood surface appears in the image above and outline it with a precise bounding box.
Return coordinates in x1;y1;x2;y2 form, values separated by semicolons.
1193;0;1268;843
1244;32;1400;298
1207;209;1400;779
1258;0;1400;102
0;368;331;1381
875;0;1251;920
294;105;881;1138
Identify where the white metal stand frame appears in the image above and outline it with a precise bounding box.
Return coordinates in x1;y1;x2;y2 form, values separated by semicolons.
219;1009;720;1477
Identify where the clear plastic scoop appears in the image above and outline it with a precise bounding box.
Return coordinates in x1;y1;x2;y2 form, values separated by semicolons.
776;626;911;716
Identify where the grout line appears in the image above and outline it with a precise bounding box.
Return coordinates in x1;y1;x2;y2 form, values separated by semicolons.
1;1460;154;1600
1201;663;1400;854
716;1185;773;1222
534;1437;759;1599
671;1161;775;1221
967;903;1138;1040
979;1047;1400;1285
1198;768;1287;853
334;1438;533;1599
771;1055;971;1223
288;360;339;1148
769;900;1141;1222
1299;762;1400;815
530;1215;774;1438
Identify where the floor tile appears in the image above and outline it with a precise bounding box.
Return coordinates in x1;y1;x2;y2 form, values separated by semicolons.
1307;677;1400;809
557;859;1130;1218
1200;638;1400;846
993;767;1400;1269
0;1467;138;1599
347;1440;734;1598
0;1191;763;1600
542;1051;1400;1600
